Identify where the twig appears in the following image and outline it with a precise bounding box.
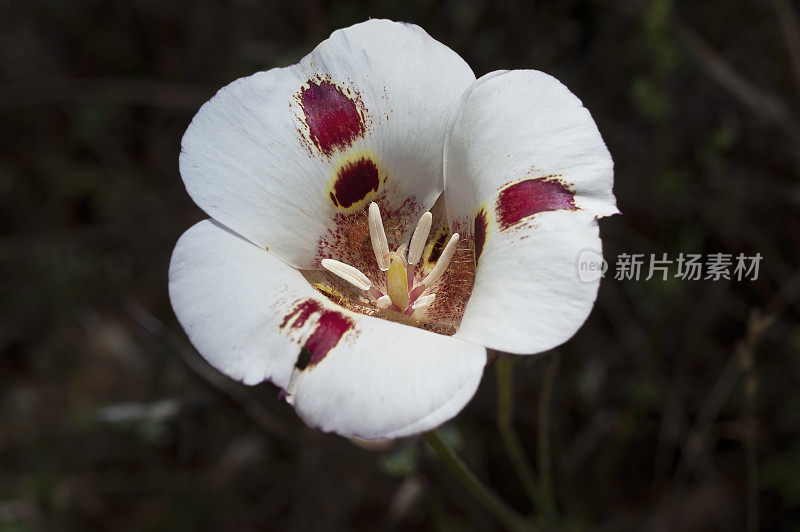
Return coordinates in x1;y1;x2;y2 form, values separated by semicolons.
593;0;800;143
668;18;800;143
496;356;540;511
682;312;773;472
741;313;759;532
766;269;800;316
773;0;800;97
124;299;300;442
667;310;775;529
0;78;212;111
424;430;535;532
537;354;559;526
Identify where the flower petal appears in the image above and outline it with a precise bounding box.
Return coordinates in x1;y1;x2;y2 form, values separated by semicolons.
443;70;617;354
291;314;486;440
169;220;486;439
456;210;604;354
180;20;475;269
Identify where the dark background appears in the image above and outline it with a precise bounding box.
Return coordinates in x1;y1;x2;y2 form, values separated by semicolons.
1;0;799;530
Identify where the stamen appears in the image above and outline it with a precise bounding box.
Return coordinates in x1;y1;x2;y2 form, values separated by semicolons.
412;293;435;310
368;202;390;271
375;295;391;309
386;258;410;310
422;233;460;288
321;258;372;291
408;211;432;265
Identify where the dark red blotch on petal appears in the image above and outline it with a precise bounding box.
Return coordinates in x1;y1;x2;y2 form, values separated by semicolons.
496;177;577;230
298;78;366;157
329;157;380;209
281;299;354;368
280;299;319;329
473;208;487;265
303;311;353;366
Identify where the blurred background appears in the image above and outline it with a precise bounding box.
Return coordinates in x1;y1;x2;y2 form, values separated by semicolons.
1;0;799;530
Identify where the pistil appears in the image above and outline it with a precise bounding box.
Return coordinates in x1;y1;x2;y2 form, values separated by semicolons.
387;258;409;310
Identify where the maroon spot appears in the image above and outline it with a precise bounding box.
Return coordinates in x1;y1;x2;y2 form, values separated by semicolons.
473;209;487;265
298;79;366;157
303;311;353;366
496;177;577;230
281;299;354;368
280;299;320;329
330;157;379;209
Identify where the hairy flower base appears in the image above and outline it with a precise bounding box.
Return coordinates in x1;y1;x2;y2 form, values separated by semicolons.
302;201;475;336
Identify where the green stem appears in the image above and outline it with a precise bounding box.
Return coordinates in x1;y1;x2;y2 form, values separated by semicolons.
537;354;560;525
496;356;540;511
425;430;534;532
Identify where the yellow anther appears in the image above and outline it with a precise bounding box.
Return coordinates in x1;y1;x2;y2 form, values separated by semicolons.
387;258;409;310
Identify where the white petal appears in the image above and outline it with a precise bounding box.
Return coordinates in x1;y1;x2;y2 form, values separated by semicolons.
169;220;486;438
169;220;302;388
293;315;486;440
180;20;475;269
444;70;617;354
444;70;617;226
456;210;604;354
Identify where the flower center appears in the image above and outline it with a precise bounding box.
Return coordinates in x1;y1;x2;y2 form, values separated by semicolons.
320;202;461;318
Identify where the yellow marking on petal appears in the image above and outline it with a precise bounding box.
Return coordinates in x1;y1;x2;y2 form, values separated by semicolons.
387;258;409;310
311;282;344;303
423;226;451;268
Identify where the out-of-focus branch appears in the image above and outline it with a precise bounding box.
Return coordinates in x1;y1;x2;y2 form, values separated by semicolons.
125;299;301;442
668;18;800;143
595;0;800;144
681;311;773;474
0;78;213;110
740;313;760;532
665;309;775;530
773;0;800;97
537;354;559;527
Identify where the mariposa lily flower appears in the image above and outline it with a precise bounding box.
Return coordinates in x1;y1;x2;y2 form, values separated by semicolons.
169;20;617;440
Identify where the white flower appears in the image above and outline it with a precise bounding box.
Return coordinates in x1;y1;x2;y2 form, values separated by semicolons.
169;20;618;440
